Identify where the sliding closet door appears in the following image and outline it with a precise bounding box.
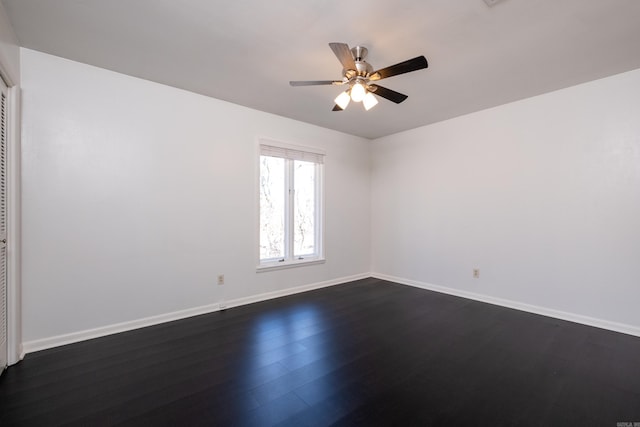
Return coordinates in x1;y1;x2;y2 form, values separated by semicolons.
0;76;7;372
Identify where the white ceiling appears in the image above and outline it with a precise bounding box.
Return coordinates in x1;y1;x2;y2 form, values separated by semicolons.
3;0;640;139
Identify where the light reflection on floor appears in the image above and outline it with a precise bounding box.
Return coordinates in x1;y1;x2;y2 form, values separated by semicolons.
235;303;335;421
249;303;328;369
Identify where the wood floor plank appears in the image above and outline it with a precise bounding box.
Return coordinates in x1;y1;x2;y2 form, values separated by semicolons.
1;277;639;426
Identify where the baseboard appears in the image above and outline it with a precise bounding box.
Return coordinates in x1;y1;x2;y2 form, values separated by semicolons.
22;302;223;354
221;272;370;310
372;272;640;338
22;272;371;354
26;271;635;354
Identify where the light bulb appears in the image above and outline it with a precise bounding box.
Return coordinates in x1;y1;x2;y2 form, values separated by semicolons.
350;82;366;102
334;91;351;110
363;92;379;111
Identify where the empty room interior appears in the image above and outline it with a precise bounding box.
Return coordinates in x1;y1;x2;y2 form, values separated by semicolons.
0;0;639;425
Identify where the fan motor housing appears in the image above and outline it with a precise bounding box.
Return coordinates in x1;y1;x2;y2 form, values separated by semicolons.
346;46;373;78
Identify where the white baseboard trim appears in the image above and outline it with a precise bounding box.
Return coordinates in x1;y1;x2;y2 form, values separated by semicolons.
22;272;371;354
372;272;640;338
22;303;223;354
219;273;371;310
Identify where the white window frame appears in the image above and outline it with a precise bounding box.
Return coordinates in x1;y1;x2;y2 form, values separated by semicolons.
256;138;325;272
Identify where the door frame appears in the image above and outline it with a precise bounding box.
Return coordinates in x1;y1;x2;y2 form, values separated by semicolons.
0;67;22;365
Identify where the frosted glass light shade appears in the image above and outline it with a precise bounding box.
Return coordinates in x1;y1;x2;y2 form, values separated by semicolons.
334;91;351;110
350;82;366;102
363;92;379;110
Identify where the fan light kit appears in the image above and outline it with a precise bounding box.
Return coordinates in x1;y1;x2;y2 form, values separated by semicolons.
290;43;428;111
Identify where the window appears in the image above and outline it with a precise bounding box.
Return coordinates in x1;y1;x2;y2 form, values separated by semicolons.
258;142;324;269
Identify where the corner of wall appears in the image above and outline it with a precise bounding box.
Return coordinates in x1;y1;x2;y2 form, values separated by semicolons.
0;2;20;85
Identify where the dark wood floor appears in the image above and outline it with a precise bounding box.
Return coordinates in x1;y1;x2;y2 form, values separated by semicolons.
1;278;639;426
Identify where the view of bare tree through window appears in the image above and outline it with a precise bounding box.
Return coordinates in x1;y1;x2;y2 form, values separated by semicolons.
259;145;322;265
294;160;315;256
259;156;285;260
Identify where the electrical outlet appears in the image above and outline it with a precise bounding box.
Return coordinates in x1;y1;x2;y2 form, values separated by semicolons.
473;269;480;279
217;274;224;285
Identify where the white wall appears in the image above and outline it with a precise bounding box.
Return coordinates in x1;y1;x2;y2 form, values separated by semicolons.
19;44;640;348
372;68;640;331
20;49;371;344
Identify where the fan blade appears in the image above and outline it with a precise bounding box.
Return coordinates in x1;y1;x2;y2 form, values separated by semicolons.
290;80;342;86
332;104;344;111
369;85;408;104
329;42;356;71
369;56;428;81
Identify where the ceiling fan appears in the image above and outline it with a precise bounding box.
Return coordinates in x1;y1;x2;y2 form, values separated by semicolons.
290;42;428;111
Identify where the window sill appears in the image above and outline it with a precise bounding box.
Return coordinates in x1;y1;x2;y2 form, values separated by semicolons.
256;258;326;272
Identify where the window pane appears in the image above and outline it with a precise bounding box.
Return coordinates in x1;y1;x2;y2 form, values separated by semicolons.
260;156;285;260
294;160;316;256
